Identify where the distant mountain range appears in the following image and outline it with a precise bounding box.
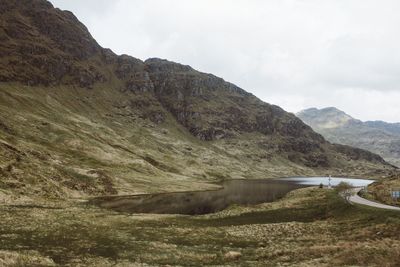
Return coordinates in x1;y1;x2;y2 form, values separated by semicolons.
297;107;400;167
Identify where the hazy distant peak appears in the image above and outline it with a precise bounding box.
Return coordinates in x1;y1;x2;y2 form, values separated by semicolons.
301;107;351;117
297;106;400;167
297;107;354;129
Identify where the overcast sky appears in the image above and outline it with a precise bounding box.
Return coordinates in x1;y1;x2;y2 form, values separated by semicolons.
50;0;400;122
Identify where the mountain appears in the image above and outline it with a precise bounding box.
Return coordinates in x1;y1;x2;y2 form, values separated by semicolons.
297;107;400;167
364;121;400;135
0;0;395;199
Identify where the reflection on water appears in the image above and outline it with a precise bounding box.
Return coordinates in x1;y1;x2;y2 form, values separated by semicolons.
91;177;374;215
281;177;374;187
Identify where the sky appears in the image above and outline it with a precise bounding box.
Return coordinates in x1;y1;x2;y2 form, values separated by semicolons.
50;0;400;122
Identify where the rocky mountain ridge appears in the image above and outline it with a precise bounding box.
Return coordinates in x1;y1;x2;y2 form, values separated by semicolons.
0;0;329;143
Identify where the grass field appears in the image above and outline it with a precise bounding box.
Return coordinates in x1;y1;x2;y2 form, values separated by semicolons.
1;187;399;266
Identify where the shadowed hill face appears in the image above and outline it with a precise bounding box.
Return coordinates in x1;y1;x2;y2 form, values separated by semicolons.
0;0;110;87
0;0;395;198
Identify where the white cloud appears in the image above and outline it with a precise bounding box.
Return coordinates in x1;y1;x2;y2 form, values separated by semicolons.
50;0;400;122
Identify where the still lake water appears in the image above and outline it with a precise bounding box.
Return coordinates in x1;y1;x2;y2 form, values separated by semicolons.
92;177;374;215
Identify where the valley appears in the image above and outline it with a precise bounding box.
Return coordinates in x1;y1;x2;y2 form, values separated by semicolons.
0;1;400;266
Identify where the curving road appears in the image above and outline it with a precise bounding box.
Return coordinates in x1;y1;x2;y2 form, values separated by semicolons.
349;188;400;211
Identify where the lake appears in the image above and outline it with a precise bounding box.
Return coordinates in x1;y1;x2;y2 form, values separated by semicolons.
91;177;374;215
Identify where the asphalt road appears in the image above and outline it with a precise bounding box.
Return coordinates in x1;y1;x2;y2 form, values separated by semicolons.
349;188;400;211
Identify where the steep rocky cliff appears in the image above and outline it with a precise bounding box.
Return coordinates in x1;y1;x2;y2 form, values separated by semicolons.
0;0;395;198
0;0;109;87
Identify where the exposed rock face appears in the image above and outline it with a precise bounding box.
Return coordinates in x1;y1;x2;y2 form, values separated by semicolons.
116;55;154;93
145;58;324;143
0;0;105;87
298;107;400;167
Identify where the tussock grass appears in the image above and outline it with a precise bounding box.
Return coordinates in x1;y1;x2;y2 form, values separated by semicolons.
0;188;399;266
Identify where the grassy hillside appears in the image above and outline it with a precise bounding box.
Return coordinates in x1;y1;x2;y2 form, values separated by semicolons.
364;174;400;207
0;83;395;200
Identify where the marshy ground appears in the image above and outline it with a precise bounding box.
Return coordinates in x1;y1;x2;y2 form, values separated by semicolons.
1;187;400;266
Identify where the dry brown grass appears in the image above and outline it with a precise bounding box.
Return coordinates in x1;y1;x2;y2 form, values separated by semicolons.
1;187;399;266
